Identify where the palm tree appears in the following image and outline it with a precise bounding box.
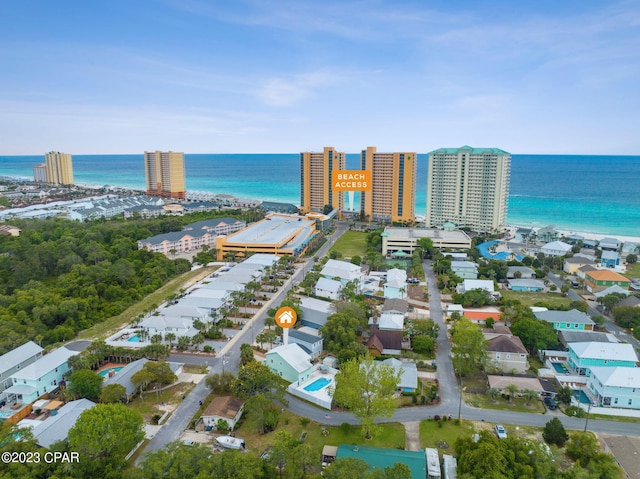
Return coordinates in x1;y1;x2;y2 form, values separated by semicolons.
150;334;163;344
522;389;538;406
192;333;205;350
165;332;176;348
504;384;520;405
487;388;500;403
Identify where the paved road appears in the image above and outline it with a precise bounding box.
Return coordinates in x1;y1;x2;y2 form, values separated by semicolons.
547;272;640;348
140;225;349;457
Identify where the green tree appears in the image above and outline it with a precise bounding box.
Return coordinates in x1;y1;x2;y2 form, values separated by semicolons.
412;335;435;355
320;311;368;362
231;360;285;402
566;431;600;467
240;342;255;365
556;385;574;404
503;383;519;404
450;318;487;377
68;403;144;478
332;355;401;439
626;253;638;264
510;317;558;353
131;368;155;395
67;369;104;400
321;457;372;479
245;393;279;434
543;417;569;447
144;360;178;385
100;383;127;403
205;371;235;395
136;441;213;479
409;318;439;339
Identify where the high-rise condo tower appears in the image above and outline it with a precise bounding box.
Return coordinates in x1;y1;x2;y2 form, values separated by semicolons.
426;146;510;233
44;152;74;185
300;147;345;214
144;151;186;199
359;146;416;223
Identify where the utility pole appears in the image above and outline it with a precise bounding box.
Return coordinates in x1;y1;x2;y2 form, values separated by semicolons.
584;402;592;432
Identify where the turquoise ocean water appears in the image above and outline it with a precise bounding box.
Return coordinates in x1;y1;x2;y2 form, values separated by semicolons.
1;154;639;237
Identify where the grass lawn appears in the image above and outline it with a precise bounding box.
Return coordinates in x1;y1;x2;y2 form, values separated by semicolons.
78;265;219;340
420;419;475;453
501;290;572;309
464;393;546;414
625;262;640;278
234;410;406;458
328;231;368;259
128;382;195;423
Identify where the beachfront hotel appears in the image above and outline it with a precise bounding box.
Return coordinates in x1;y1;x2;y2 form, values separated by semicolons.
143;151;186;199
426;146;510;234
44;151;74;185
299;147;345;214
359;147;417;223
32;164;47;182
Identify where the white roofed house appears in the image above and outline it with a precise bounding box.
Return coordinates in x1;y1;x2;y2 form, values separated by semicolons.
381;358;418;393
567;342;638;377
540;241;572;257
451;261;479;279
456;280;498;301
265;343;313;385
587;367;640;409
314;277;343;300
0;341;44;401
21;398;96;448
384;268;408;299
507;266;536;279
299;296;333;329
320;259;364;287
140;307;202;339
599;237;621;252
5;347;78;406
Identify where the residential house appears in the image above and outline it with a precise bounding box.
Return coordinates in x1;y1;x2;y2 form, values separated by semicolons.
0;225;22;236
565;234;585;245
335;444;426;479
265;343;313;385
567;342;638;376
140;312;200;340
289;328;323;359
242;253;280;268
601;251;621;268
507;266;535;279
599;237;621;252
485;335;529;373
367;329;403;356
451;261;479;279
0;341;44;398
382;298;409;315
27;399;96;447
564;257;597;274
102;359;149;401
381;358;418;393
201;396;244;431
299;296;333;329
314;277;343;300
622;241;639;254
617;296;640;308
5;347;78;405
384;268;407;299
534;309;595;331
587;367;640;409
593;285;629;299
558;330;619;350
540;241;572;257
577;264;598;280
507;279;545;292
584;270;631;293
370;312;404;331
320;259;364;286
456;279;496;295
537;226;559;243
603;436;640;479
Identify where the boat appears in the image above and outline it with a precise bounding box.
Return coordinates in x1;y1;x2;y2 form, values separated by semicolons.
216;435;245;450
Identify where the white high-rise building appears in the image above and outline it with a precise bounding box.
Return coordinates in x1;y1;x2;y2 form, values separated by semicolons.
426;146;510;233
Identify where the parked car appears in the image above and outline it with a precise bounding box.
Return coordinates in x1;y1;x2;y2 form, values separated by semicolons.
544;397;558;410
495;424;507;439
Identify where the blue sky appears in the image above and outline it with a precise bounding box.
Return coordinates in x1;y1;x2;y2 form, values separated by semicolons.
1;0;639;154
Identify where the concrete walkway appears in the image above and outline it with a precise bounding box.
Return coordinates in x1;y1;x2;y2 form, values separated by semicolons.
404;421;421;451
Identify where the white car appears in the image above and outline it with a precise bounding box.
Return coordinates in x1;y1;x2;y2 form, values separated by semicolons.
495;424;507;439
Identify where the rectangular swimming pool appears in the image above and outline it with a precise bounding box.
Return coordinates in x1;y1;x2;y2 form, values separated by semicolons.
551;362;568;374
573;390;592;404
303;377;331;392
98;366;124;377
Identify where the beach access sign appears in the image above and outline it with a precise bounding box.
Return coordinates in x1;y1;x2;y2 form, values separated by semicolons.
331;170;371;191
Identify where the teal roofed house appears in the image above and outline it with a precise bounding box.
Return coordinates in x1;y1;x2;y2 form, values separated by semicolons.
534;309;595;331
567;342;638;376
336;444;426;479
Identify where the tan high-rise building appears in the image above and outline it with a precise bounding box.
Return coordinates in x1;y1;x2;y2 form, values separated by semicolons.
144;151;186;199
300;147;345;214
359;147;417;223
426;146;510;233
44;152;74;185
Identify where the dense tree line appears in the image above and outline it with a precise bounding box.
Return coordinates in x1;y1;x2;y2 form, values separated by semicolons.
0;212;246;354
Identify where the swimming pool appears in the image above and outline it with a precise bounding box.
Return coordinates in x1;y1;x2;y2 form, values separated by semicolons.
127;335;140;342
303;377;331;392
551;362;568;374
573;390;592;404
98;366;124;377
477;240;524;261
